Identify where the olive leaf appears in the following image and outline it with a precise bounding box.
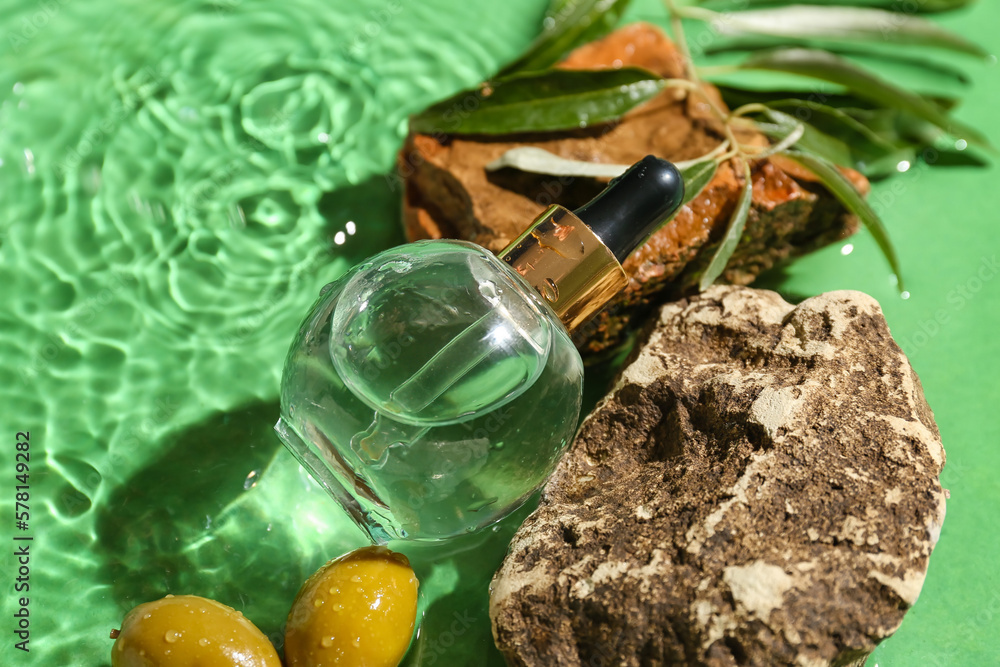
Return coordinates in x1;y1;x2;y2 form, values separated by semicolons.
500;0;633;75
706;6;986;57
701;0;975;12
485;147;630;177
757;114;854;167
739;48;990;148
409;67;663;135
755;105;913;177
699;159;753;290
679;159;718;206
780;149;904;290
762;99;904;152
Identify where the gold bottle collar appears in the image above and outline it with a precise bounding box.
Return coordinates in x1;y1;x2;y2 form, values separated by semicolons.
497;205;627;332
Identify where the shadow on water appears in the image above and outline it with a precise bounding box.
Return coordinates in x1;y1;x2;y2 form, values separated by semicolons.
93;171;588;665
400;496;538;667
318;171;408;261
94;400;313;639
93;396;538;666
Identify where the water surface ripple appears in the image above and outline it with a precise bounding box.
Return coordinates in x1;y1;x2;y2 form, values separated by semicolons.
0;0;542;662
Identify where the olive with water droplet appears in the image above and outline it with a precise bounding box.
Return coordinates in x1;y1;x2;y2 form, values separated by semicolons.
284;546;419;667
109;594;280;666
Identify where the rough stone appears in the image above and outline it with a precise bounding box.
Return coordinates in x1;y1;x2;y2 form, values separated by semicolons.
490;286;947;667
400;24;867;355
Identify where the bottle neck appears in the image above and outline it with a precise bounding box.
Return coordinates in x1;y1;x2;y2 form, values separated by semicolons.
497;205;628;332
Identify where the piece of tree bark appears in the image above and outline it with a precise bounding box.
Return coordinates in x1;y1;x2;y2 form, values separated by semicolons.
400;23;867;355
490;286;947;667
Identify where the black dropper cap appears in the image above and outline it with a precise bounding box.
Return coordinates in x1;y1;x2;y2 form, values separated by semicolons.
572;155;684;263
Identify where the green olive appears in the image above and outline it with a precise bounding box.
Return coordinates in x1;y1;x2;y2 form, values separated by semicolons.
285;546;419;667
110;594;281;667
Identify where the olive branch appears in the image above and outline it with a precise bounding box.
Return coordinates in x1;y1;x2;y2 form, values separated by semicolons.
410;0;992;292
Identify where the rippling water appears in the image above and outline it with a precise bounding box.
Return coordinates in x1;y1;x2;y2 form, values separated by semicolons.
0;0;543;662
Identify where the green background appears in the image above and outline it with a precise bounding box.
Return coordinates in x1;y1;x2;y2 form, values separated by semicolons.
0;0;996;664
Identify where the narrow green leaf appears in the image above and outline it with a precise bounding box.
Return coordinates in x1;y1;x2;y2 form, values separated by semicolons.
764;98;903;153
702;0;975;12
409;68;663;135
545;0;576;20
679;160;718;206
756;105;914;177
740;48;990;148
781;149;904;290
500;0;633;75
700;160;753;290
757;111;854;167
711;6;986;57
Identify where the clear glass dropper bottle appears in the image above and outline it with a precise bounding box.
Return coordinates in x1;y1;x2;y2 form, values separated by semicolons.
275;155;684;542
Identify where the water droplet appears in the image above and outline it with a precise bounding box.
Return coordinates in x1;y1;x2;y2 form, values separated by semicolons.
313;599;324;608
143;614;151;620
333;603;344;612
321;637;335;648
896;160;911;173
243;469;260;490
477;280;500;306
352;637;361;648
346;220;357;235
468;497;498;512
329;586;340;595
955;139;968;151
334;231;346;245
900;291;911;301
540;278;559;302
381;260;411;273
198;638;210;647
164;630;180;644
543;16;556;30
350;575;362;583
841;243;854;256
318;132;330;143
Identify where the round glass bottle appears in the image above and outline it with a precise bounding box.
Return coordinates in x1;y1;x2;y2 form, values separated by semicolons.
276;241;583;542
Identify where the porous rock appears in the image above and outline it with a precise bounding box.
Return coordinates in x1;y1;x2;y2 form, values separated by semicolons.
400;24;867;354
490;286;947;667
